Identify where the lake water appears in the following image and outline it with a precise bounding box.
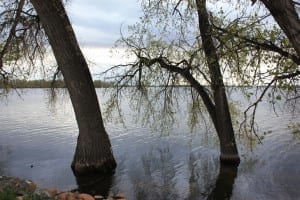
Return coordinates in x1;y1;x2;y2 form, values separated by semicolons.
0;88;299;200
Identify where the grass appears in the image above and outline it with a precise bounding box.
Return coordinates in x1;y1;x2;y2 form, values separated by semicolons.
0;187;54;200
0;187;17;200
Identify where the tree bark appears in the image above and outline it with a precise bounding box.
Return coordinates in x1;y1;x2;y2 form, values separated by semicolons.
260;0;300;57
195;0;240;165
29;0;117;176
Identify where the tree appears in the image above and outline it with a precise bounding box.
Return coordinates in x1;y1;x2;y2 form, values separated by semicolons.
256;0;300;57
108;0;241;165
195;0;240;163
28;0;116;176
208;0;300;133
107;0;299;165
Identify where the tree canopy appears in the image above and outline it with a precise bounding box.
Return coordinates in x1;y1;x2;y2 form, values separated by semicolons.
107;0;299;133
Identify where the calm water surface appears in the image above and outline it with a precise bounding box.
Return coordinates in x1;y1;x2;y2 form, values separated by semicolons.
0;88;299;200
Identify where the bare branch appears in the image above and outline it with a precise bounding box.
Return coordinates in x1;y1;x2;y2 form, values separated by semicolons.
0;0;25;62
241;70;300;139
172;0;183;18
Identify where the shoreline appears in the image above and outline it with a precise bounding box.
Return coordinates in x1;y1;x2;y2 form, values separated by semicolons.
0;175;125;200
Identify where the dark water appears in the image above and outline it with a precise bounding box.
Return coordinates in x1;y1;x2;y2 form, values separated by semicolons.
0;88;299;200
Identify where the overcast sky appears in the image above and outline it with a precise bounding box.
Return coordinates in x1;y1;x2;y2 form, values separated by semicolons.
67;0;141;47
60;0;262;77
63;0;141;76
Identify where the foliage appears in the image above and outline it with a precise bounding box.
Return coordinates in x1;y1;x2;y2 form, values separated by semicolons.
105;0;300;137
0;0;48;75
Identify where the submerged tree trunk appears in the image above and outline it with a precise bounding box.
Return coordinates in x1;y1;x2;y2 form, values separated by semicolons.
30;0;116;175
195;0;240;164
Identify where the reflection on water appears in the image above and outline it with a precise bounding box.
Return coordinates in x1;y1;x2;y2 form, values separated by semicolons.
207;165;238;200
0;89;299;200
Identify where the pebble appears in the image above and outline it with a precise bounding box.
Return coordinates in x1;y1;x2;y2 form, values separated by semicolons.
78;193;95;200
114;193;126;199
94;195;104;200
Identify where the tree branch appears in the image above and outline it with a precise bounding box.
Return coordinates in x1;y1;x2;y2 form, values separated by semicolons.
212;23;300;65
241;70;300;139
138;55;218;127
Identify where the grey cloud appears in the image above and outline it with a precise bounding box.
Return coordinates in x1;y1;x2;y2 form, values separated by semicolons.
67;0;141;47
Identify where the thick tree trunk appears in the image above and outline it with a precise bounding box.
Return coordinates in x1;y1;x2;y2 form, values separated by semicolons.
195;0;240;165
30;0;116;175
260;0;300;57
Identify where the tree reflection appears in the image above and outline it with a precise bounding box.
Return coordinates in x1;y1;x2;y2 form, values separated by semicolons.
73;145;238;200
125;144;237;199
207;164;238;200
127;146;179;199
187;151;219;200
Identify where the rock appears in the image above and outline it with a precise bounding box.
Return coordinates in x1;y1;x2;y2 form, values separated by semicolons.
46;188;59;197
113;193;126;199
57;192;67;200
25;180;37;191
78;193;95;200
33;188;53;200
58;192;71;200
94;195;104;200
57;192;79;200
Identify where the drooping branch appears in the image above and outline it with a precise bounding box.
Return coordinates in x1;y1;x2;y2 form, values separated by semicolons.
0;0;25;68
137;55;218;128
212;23;300;65
172;0;183;18
0;0;48;87
241;69;300;137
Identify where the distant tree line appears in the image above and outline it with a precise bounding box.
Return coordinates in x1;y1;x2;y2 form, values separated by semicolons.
0;79;114;88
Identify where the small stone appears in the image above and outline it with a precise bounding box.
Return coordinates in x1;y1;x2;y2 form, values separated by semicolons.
14;178;21;187
57;192;78;200
46;188;58;197
94;195;104;200
57;192;68;200
66;193;77;200
113;193;126;199
58;192;72;200
78;193;95;200
16;196;23;200
25;180;37;191
33;188;52;199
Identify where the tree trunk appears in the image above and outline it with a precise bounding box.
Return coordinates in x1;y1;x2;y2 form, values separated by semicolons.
30;0;117;176
260;0;300;57
195;0;240;165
